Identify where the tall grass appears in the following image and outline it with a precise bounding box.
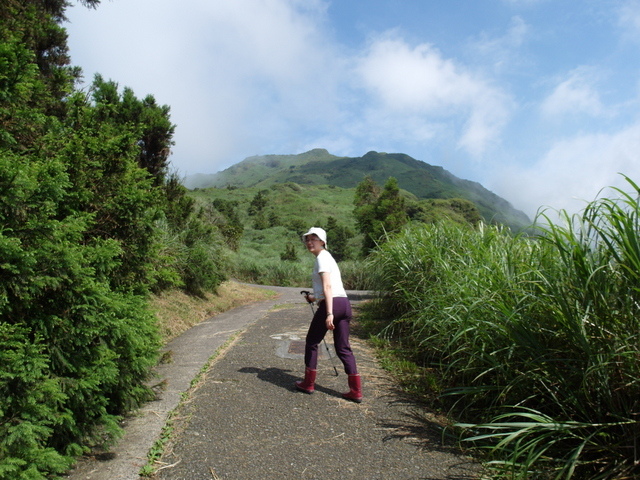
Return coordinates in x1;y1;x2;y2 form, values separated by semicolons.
230;255;311;287
365;177;640;479
230;253;371;291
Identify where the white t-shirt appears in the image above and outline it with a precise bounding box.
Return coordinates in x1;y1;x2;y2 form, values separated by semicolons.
312;249;347;301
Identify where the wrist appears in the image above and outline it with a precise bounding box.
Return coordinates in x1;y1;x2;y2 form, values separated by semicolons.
326;312;333;316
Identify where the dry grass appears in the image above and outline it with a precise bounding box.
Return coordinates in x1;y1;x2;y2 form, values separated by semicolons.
150;281;276;342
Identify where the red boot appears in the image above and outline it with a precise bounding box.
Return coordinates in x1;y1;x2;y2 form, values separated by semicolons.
295;368;317;394
342;374;363;403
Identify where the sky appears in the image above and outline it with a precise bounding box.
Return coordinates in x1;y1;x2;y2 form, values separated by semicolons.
65;0;640;219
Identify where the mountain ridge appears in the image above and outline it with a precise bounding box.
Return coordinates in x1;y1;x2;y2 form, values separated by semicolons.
184;149;530;231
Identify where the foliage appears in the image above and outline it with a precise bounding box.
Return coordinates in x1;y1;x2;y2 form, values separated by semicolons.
363;177;640;479
0;324;72;479
89;74;175;182
0;147;162;477
190;178;485;288
0;1;228;477
407;197;483;225
209;198;244;251
353;175;381;254
189;183;366;286
354;175;437;255
248;189;268;216
231;254;312;287
280;242;299;262
325;216;354;262
376;177;408;234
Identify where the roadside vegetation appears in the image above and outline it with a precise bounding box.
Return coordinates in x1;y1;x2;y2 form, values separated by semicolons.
189;183;366;289
150;282;276;342
361;177;640;480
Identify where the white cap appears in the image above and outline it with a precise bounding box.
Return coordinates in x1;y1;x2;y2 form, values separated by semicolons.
302;227;327;248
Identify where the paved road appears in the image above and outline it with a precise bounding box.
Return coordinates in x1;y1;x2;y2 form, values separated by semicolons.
65;286;479;480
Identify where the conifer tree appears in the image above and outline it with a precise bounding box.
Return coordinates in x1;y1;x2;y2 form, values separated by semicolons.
353;176;407;255
325;216;352;261
375;177;408;236
353;175;381;254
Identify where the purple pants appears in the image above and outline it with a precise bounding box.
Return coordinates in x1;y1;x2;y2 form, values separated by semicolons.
304;297;358;375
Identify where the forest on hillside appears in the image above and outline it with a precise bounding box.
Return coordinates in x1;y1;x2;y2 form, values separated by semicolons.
0;2;226;478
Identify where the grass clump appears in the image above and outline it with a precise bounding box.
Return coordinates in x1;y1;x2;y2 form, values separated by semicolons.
150;281;276;342
362;176;640;480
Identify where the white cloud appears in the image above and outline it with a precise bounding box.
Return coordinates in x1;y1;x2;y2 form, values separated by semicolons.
540;68;605;118
472;16;529;62
618;0;640;37
492;122;640;218
67;0;342;175
355;36;512;156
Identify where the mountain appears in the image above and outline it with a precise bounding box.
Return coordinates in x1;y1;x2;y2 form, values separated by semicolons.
185;149;531;231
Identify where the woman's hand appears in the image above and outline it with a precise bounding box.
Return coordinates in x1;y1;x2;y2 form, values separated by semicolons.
326;313;335;330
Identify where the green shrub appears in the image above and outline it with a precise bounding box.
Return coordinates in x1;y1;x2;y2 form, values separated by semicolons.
0;4;227;478
337;260;372;291
181;241;227;296
0;324;72;480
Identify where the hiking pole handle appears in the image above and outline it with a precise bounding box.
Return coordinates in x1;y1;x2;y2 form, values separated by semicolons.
301;291;317;317
300;290;315;311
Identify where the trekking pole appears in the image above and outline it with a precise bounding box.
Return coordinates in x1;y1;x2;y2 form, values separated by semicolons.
300;291;339;376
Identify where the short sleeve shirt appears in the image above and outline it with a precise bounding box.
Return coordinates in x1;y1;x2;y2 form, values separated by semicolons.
312;250;347;301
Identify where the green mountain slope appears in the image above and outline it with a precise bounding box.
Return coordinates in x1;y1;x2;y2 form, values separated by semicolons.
186;149;531;230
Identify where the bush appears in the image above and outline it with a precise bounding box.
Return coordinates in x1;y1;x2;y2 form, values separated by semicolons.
337;260;372;291
0;155;162;475
182;241;227;296
0;324;72;480
0;4;228;477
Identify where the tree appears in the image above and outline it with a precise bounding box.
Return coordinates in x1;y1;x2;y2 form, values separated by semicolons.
353;176;407;255
353;175;381;254
280;242;298;261
211;198;244;251
325;216;353;262
375;177;408;235
354;174;381;207
248;190;268;216
90;74;175;184
0;1;227;476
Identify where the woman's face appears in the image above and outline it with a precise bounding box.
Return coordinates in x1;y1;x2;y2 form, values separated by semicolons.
304;234;324;255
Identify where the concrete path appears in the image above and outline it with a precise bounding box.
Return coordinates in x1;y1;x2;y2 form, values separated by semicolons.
65;286;479;480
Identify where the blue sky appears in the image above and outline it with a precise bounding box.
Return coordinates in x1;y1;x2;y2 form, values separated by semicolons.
65;0;640;218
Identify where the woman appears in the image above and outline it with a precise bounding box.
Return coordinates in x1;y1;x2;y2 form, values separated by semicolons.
295;227;362;403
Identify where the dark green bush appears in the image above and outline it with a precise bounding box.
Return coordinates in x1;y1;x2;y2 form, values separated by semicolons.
0;3;227;476
0;324;71;480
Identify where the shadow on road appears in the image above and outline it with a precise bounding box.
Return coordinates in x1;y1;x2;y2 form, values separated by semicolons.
238;366;343;397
